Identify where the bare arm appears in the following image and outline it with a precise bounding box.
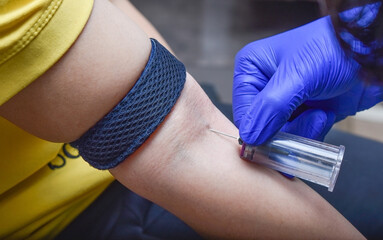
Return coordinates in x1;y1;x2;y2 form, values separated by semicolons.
0;0;364;239
110;74;362;239
109;0;173;51
0;0;151;142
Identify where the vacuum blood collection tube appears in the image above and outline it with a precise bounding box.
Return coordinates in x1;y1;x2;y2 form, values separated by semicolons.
211;130;345;192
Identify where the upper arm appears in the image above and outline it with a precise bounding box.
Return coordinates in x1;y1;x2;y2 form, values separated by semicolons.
0;0;151;143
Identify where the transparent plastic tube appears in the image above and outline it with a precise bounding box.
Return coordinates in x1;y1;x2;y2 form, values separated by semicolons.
240;132;345;192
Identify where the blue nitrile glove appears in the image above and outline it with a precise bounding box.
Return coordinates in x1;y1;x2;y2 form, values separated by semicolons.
233;14;383;146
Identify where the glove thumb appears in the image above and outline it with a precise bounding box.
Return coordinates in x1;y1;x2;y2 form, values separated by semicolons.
281;109;335;141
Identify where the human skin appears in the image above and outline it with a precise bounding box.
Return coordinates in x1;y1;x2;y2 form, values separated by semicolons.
109;0;173;52
0;0;364;239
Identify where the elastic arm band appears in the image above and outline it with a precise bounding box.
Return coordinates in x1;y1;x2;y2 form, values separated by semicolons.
71;39;186;169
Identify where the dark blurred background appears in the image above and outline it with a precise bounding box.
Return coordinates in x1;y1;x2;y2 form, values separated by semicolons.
131;0;383;143
131;0;322;104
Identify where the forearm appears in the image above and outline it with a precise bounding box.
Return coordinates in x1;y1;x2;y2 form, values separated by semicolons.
110;74;363;239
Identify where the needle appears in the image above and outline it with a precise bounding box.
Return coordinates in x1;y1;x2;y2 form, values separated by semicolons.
209;129;243;145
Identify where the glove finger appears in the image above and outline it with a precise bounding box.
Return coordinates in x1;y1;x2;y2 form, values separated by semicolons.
233;44;277;127
239;63;307;145
233;41;277;80
233;74;266;128
358;84;383;111
281;109;335;141
318;111;335;141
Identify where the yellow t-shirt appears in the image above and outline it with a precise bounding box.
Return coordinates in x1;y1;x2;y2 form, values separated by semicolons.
0;0;114;239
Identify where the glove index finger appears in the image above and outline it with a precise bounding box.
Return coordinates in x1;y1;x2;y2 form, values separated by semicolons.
233;46;278;128
232;73;265;127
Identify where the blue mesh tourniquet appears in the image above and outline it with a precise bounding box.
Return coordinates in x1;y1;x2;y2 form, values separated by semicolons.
71;39;186;169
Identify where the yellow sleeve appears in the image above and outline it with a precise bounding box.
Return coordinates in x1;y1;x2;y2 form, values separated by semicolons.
0;0;94;105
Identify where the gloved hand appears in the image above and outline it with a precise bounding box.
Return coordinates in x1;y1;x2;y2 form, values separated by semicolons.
233;15;383;145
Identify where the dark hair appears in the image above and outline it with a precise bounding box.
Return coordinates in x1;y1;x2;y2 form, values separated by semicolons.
327;0;383;82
